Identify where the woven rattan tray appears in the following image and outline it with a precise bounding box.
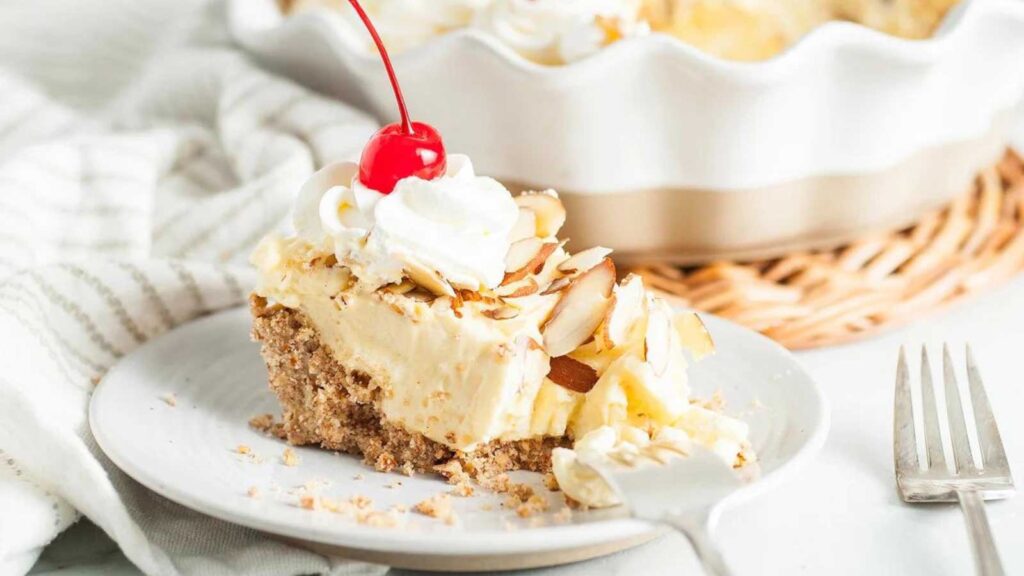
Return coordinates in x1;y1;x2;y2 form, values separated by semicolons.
632;149;1024;350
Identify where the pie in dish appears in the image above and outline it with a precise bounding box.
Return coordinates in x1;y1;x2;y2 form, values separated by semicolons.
280;0;961;63
249;153;753;506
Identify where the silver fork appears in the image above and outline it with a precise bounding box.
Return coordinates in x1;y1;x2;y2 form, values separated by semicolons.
895;344;1015;576
582;448;743;576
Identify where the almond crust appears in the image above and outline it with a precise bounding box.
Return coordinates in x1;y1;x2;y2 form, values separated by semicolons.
249;295;568;478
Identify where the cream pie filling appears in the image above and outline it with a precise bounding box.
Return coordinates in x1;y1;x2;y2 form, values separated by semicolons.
253;155;753;507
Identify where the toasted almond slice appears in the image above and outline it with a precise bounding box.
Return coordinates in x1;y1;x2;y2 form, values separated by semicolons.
508;208;537;243
644;296;672;376
558;246;613;276
482;306;520;320
597;273;646;350
542;258;616;357
547;355;599;393
505;238;544;274
403;258;456;297
503;240;558;286
675;311;715;360
514;191;566;238
496;276;539;298
540;276;571;296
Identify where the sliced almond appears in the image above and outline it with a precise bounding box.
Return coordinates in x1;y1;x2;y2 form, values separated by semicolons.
482;306;520;320
644;296;672;376
496;276;539;298
547;355;599;394
540;276;572;296
508;208;537;243
541;258;616;357
676;311;715;360
502;240;558;286
558;246;613;276
514;191;566;238
505;238;544;274
403;258;456;297
597;273;646;350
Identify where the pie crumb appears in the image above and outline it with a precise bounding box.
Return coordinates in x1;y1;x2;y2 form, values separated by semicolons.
282;448;300;467
299;495;316;510
414;493;456;524
542;472;560;491
449;483;475;497
399;461;416;477
247;486;260;499
160;393;177;407
236;444;251;455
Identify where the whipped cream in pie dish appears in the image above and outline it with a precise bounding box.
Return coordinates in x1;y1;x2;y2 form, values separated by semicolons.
251;154;753;507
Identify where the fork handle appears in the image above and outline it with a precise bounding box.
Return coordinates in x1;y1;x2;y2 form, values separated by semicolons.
666;511;733;576
957;490;1004;576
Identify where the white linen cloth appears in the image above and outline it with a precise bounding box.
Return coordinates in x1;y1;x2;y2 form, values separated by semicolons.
0;0;389;574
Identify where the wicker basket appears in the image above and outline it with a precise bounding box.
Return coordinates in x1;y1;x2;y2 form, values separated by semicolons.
631;149;1024;349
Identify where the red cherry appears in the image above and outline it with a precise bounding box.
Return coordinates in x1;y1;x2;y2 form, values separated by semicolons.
359;122;446;194
348;0;447;194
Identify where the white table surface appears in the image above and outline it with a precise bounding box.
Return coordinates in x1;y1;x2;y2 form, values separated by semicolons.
30;271;1024;575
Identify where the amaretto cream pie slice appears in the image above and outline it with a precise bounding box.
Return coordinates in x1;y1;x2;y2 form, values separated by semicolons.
249;154;753;505
250;0;751;507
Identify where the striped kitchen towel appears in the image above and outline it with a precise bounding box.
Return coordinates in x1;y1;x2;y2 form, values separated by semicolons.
0;0;385;574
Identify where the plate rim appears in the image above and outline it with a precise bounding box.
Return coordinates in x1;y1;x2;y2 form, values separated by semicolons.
89;306;829;557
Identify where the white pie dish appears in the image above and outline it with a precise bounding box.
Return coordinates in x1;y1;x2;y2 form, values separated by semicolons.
228;0;1024;261
89;306;828;571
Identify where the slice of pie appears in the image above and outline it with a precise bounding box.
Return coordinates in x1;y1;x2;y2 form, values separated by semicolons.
249;154;753;506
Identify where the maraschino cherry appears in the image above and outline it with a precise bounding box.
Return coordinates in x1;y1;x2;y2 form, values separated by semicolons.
348;0;446;194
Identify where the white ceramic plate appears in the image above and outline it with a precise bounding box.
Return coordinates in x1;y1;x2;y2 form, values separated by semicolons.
90;307;828;571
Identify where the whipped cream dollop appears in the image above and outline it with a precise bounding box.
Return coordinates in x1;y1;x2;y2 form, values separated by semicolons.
294;154;518;292
334;0;491;53
472;0;649;64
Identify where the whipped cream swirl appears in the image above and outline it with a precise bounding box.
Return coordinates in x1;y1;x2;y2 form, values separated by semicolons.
336;0;491;53
472;0;648;64
294;154;518;292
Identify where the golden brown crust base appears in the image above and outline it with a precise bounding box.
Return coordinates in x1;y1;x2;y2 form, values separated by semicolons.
249;295;568;478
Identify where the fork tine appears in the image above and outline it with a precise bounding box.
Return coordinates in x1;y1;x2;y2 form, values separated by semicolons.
920;347;946;471
894;346;919;475
943;344;974;473
965;345;1010;472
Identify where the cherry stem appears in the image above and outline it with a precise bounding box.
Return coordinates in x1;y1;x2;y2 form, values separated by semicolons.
347;0;413;135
